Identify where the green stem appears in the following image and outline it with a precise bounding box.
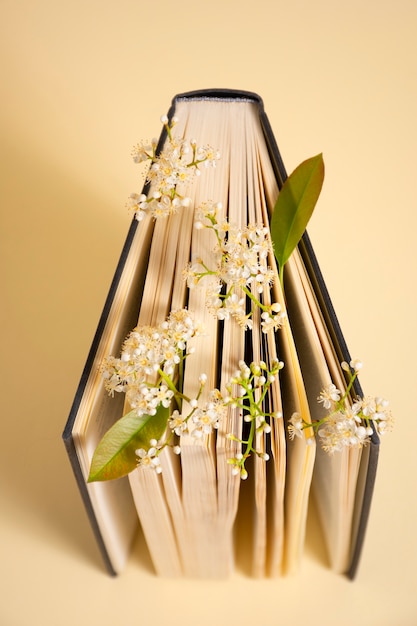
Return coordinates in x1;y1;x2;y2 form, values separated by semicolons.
344;371;358;398
200;260;217;274
279;264;285;292
178;359;184;409
188;158;207;168
158;369;188;401
242;286;269;313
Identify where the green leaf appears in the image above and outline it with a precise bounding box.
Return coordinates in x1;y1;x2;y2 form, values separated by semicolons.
87;404;169;482
271;153;325;278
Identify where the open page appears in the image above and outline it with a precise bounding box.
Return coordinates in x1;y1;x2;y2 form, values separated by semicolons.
126;212;184;576
256;126;316;575
246;109;286;576
68;213;155;573
177;99;246;577
291;249;363;573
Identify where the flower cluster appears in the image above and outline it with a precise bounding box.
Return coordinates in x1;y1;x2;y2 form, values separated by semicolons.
101;309;203;417
135;377;228;471
168;388;227;440
184;202;286;332
90;123;392;488
135;442;163;474
288;360;394;453
128;116;220;220
130;359;280;475
226;359;284;479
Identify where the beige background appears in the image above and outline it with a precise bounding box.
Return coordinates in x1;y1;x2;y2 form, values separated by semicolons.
1;0;416;624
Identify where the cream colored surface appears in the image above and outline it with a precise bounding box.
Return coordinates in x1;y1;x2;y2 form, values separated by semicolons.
1;1;416;624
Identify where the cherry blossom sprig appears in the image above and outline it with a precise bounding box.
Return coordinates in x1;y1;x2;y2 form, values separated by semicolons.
127;116;220;220
226;359;284;480
88;309;278;482
100;308;204;415
89;309;205;481
134;380;228;474
87;121;392;486
135;359;283;479
183;201;286;332
287;359;394;453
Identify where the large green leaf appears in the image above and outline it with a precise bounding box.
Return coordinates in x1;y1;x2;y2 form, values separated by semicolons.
87;405;169;482
271;154;325;280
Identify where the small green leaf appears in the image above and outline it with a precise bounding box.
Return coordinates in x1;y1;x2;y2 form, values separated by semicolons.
271;153;325;280
87;404;169;482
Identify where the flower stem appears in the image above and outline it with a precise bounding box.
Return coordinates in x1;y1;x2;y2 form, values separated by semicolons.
242;286;269;313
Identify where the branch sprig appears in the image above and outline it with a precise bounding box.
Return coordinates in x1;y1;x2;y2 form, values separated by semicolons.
89;308;282;481
226;359;284;479
287;359;394;453
87;119;392;486
184;201;286;332
127;116;220;221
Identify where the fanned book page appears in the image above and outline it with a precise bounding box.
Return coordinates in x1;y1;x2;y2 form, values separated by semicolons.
288;249;363;573
122;98;292;577
249;125;315;575
63;213;156;574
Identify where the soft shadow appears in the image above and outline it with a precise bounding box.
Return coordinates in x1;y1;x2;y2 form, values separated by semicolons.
129;524;156;575
233;458;255;577
1;136;132;574
304;492;330;568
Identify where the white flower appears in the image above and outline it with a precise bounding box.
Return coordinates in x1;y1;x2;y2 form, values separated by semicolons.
144;385;174;409
341;358;363;373
196;145;221;166
169;410;188;436
129;122;220;220
127;192;148;221
238;360;251;380
225;293;245;316
217;223;274;290
360;396;394;435
185;210;286;333
135;447;162;473
132;140;155;164
101;309;203;417
317;383;341;410
288;412;304;440
317;410;373;453
261;309;286;334
191;395;227;438
194;201;224;230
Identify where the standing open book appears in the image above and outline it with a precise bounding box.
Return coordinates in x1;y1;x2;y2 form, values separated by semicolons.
63;89;385;579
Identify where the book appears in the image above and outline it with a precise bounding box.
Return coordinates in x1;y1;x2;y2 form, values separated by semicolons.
63;88;380;579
